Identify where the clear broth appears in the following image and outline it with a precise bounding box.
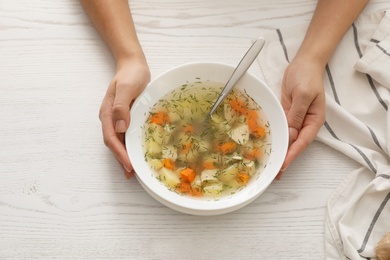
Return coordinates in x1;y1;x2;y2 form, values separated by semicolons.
143;81;271;199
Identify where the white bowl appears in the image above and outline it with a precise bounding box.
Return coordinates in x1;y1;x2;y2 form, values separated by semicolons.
126;62;288;216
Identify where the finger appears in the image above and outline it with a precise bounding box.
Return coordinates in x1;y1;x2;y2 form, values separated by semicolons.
275;170;284;180
115;156;135;179
282;97;314;161
100;104;134;174
280;118;321;173
104;131;133;173
276;109;324;180
285;95;313;133
112;79;138;133
104;128;133;173
288;127;299;147
275;136;306;181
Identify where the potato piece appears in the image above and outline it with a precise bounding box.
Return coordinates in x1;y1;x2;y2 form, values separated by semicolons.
226;178;242;190
229;124;249;145
218;163;239;183
185;149;200;163
217;120;232;133
147;158;163;170
203;182;224;196
163;135;171;145
148;123;165;144
180;100;196;120
192;175;202;187
200;169;219;183
159;167;180;188
192;137;210;154
167;110;181;123
145;139;162;156
198;140;210;153
162;144;178;161
210;113;224;124
237;115;247;124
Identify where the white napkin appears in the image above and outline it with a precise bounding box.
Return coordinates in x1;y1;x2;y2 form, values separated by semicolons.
258;10;390;260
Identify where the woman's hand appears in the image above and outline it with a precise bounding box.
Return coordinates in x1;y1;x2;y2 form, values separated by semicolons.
277;56;326;178
273;0;369;179
99;57;150;178
80;0;150;178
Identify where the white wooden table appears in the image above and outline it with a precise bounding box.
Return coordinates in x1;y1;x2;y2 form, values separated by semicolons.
1;1;389;259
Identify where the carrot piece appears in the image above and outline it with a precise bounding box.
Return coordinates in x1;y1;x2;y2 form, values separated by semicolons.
202;161;216;170
244;148;262;160
252;126;266;138
229;98;248;115
176;182;191;194
150;112;168;125
246;110;259;132
180;168;195;183
236;172;250;185
190;185;203;197
183;124;194;134
180;142;192;154
216;141;237;154
162;158;175;170
177;182;203;197
246;110;266;138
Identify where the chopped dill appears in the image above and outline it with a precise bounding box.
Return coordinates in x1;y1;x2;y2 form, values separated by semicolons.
142;80;272;199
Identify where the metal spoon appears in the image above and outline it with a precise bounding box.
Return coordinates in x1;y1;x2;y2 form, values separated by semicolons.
208;36;265;117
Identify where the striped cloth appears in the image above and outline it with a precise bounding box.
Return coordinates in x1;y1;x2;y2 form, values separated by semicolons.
258;10;390;259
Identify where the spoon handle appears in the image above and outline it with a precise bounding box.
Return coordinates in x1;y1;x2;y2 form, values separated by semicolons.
209;36;265;117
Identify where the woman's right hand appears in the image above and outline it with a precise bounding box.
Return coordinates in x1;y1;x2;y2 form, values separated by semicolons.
99;56;151;178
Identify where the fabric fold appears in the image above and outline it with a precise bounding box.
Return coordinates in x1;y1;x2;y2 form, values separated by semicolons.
258;10;390;260
355;11;390;88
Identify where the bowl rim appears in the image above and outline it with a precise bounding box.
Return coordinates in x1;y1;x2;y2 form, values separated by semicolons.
125;61;288;215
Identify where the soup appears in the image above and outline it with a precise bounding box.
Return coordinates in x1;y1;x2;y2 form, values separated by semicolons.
143;81;271;198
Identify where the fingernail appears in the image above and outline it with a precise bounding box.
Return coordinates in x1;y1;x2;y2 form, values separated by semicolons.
123;164;132;173
125;169;135;179
115;120;127;133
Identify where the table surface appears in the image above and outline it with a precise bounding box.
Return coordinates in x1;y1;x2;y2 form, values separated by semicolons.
1;1;389;259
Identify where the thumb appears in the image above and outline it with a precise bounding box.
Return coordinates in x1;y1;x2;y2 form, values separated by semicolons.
285;97;311;141
112;80;136;133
